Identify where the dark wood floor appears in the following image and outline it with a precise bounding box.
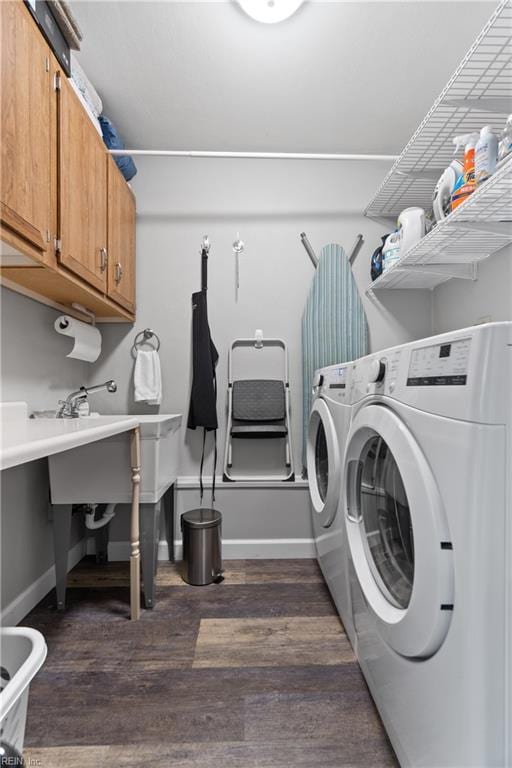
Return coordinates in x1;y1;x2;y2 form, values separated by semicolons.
22;558;397;767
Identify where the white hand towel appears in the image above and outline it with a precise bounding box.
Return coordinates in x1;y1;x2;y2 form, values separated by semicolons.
134;350;162;405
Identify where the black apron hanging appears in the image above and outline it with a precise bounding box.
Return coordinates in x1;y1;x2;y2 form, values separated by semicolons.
187;245;219;503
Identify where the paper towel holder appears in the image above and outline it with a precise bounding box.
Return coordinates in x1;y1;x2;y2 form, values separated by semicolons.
71;303;96;326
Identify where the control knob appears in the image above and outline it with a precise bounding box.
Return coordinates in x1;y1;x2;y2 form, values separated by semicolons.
312;373;324;395
368;359;386;384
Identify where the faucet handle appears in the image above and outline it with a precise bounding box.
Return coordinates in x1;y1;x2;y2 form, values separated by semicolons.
57;392;88;418
72;392;89;411
57;399;71;418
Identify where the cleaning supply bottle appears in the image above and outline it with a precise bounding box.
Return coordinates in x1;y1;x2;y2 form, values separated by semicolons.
451;173;464;211
433;159;463;221
475;126;498;185
451;132;479;210
498;114;512;164
382;231;401;273
370;235;387;281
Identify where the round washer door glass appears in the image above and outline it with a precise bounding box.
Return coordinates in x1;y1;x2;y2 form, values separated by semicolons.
307;398;341;527
359;436;414;609
315;420;329;503
344;404;454;659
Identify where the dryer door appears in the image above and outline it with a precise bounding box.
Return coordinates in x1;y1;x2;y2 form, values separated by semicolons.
307;398;341;528
344;404;454;659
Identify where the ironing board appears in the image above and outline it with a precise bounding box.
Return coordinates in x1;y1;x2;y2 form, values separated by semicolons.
301;243;368;470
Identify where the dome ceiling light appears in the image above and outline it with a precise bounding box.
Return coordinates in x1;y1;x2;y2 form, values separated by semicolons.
237;0;304;24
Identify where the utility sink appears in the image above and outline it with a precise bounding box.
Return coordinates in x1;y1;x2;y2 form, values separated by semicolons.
48;415;182;505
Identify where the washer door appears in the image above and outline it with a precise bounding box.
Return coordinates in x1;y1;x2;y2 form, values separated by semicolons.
307;398;341;528
344;404;454;659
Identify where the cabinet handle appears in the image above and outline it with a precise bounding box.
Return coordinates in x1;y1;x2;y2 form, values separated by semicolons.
115;262;123;285
100;248;108;272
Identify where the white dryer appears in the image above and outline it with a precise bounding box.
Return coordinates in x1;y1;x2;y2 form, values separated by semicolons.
307;363;354;645
342;322;512;767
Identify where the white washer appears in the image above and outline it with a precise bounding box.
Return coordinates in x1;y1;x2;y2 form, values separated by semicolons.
343;322;512;767
307;363;354;644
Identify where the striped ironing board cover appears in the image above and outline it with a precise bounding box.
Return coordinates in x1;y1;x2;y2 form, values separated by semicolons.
301;243;368;470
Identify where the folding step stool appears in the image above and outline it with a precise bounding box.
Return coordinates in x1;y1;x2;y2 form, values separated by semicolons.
223;337;295;482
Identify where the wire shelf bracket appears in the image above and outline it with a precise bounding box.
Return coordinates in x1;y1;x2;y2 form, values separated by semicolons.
367;263;478;295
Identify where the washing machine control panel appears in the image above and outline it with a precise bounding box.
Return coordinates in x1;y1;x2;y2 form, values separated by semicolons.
316;366;350;402
348;335;472;400
407;337;471;386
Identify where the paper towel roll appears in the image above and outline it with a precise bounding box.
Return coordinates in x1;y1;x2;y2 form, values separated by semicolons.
54;315;102;362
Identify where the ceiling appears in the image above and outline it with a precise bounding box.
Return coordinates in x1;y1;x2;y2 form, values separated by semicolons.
72;1;495;155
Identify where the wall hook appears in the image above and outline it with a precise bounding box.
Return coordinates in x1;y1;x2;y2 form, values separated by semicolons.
233;233;245;301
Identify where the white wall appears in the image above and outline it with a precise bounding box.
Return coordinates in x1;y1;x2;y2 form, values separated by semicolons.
432;244;512;335
0;287;89;410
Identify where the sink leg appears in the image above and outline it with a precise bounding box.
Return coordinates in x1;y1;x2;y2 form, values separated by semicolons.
154;500;162;576
163;483;175;562
95;521;110;565
130;427;141;621
140;501;160;609
52;504;73;611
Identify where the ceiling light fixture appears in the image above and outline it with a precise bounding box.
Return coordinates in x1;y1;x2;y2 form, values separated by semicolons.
237;0;304;24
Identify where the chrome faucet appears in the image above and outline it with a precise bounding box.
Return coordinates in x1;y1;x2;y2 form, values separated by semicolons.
57;380;117;418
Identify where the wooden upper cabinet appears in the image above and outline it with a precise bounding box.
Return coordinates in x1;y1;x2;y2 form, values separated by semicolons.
0;1;52;257
107;156;136;313
58;72;107;292
0;3;136;320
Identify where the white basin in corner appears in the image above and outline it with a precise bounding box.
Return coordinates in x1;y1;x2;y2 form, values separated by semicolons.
48;414;182;505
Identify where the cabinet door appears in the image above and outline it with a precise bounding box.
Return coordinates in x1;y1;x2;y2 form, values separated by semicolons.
58;73;107;292
107;157;136;313
0;1;52;256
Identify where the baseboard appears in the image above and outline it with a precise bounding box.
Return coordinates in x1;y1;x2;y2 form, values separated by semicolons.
107;537;316;561
1;539;86;627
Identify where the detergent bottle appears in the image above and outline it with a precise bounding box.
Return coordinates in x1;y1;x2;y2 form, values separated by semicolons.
382;231;401;273
475;126;498;186
451;132;479;210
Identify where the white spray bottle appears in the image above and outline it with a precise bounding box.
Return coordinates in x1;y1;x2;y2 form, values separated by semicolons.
475;126;498;185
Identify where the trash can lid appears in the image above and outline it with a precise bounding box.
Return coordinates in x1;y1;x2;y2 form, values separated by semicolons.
182;508;222;529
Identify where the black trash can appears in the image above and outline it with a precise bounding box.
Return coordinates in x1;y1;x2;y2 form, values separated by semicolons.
181;509;222;585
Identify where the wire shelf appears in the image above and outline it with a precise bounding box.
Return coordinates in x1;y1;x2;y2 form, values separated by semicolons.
367;156;512;292
365;0;512;220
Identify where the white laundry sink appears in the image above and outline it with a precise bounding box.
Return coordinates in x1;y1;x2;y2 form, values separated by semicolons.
48;414;182;504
